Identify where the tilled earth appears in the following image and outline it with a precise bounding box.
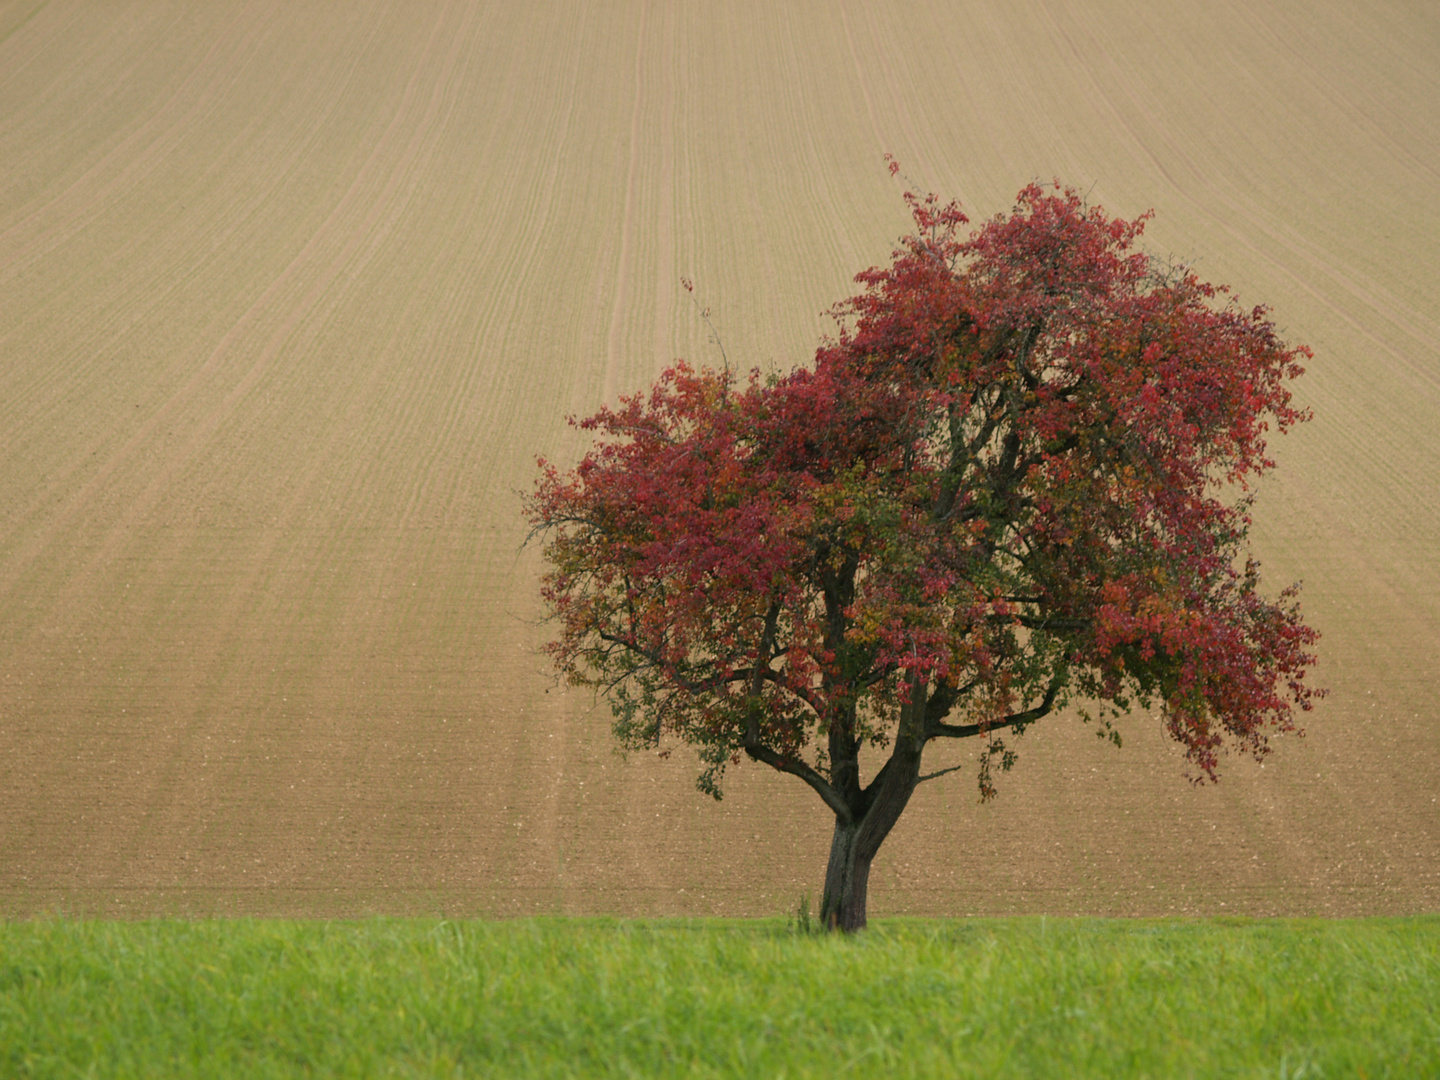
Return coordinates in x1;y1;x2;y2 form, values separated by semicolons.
1;0;1436;919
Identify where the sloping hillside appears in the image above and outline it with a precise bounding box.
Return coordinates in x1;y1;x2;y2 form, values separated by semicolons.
1;0;1435;917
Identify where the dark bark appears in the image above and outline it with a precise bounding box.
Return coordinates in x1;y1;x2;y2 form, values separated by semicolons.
816;672;1063;932
819;675;928;932
818;755;924;932
819;819;869;932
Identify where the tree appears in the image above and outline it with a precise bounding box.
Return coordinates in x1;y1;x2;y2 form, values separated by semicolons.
525;179;1322;932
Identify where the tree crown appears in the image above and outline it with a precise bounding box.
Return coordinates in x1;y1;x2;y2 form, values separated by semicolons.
527;181;1320;805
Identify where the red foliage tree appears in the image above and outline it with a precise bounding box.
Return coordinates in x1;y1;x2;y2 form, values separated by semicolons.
526;181;1321;931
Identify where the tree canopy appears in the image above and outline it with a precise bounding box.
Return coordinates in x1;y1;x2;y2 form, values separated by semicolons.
526;179;1321;931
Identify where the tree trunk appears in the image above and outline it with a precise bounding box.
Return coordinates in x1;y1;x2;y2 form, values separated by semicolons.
820;675;930;932
818;758;923;932
820;818;871;932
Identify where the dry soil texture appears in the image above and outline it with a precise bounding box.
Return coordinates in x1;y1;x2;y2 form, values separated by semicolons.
1;0;1437;919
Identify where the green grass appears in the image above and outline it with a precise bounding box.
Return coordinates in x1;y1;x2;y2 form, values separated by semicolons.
1;916;1435;1078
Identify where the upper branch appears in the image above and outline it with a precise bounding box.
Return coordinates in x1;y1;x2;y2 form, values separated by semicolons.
925;669;1067;740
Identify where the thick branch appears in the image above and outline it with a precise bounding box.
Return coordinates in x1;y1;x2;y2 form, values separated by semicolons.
926;707;1041;742
744;602;784;742
858;670;942;812
743;741;853;824
739;600;852;819
925;670;1066;740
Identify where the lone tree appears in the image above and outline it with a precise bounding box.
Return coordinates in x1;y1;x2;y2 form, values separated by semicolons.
526;179;1321;932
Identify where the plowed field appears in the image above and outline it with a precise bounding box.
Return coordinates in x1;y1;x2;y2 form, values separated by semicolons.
2;0;1436;918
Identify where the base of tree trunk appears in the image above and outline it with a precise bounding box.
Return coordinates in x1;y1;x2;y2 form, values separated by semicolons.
820;819;872;932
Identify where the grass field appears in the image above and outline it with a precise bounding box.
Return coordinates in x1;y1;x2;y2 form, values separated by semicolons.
1;0;1437;919
4;916;1437;1078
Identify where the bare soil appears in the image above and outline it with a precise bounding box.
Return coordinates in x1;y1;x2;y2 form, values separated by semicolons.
1;0;1436;919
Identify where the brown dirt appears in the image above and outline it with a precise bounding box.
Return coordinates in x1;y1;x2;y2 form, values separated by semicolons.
1;0;1436;919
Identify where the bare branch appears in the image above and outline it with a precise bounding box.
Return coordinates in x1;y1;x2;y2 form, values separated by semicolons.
926;669;1067;740
1015;615;1090;632
916;762;970;785
927;709;1037;742
743;740;853;824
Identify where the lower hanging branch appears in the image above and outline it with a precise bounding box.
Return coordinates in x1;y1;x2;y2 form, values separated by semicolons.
743;737;853;824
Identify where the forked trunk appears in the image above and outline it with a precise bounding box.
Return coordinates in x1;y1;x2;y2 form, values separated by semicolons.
820;819;871;932
819;759;923;931
820;676;929;932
